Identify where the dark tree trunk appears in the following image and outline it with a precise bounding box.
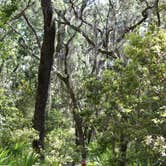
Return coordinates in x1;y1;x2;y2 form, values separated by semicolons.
119;135;128;166
33;0;55;150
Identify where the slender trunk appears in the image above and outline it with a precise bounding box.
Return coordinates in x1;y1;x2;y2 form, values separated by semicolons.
56;64;86;164
155;0;160;27
33;0;55;151
66;80;86;162
119;135;128;166
55;21;86;163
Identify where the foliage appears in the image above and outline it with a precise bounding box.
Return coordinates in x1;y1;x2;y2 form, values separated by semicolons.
0;0;166;165
83;29;166;165
0;0;18;27
0;146;38;166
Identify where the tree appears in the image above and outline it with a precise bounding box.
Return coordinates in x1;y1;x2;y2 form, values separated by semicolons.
84;28;166;165
33;0;55;153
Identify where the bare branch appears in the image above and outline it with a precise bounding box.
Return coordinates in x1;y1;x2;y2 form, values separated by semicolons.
154;0;160;27
8;24;40;60
54;8;116;58
116;4;154;42
11;0;35;21
69;0;78;17
23;13;41;49
79;0;87;18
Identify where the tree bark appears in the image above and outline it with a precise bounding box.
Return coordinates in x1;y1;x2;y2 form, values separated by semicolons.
33;0;55;149
119;135;128;166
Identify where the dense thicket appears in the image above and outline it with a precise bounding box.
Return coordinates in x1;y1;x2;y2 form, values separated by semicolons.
0;0;166;165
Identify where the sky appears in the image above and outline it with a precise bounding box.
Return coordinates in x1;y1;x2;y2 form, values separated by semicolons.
97;0;107;4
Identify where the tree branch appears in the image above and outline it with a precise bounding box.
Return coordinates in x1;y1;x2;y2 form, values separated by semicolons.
116;4;154;42
54;8;116;58
22;13;41;49
11;0;35;21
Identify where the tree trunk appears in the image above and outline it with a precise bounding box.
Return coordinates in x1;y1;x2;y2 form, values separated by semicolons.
119;135;128;166
66;79;86;163
33;0;55;150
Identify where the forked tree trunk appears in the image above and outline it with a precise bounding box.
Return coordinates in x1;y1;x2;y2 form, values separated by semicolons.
33;0;55;150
